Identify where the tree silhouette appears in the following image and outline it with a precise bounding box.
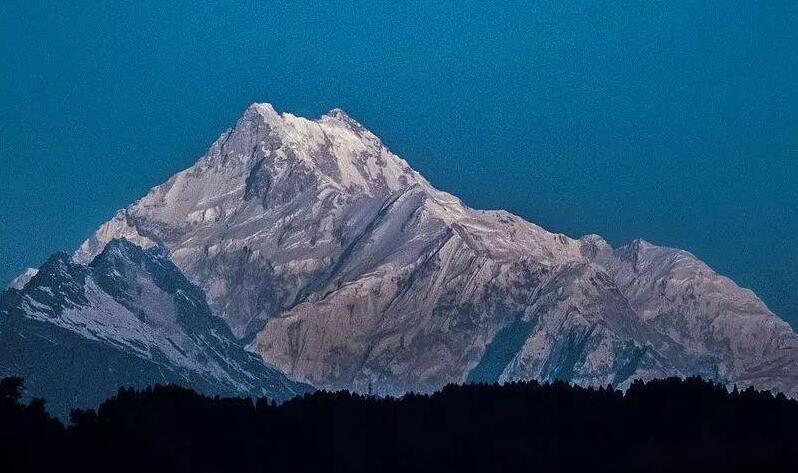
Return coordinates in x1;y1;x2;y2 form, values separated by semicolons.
0;376;23;401
2;376;797;472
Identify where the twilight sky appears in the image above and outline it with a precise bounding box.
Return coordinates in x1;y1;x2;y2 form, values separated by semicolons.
1;1;796;324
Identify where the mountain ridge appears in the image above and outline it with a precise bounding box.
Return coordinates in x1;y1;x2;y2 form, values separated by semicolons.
0;238;311;417
12;102;798;400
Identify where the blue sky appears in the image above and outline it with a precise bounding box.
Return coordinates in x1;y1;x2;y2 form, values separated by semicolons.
1;1;796;324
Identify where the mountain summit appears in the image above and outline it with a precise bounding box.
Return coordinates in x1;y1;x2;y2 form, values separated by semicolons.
47;103;798;397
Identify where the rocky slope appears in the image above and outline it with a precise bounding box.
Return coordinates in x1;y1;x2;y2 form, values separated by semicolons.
0;239;310;417
72;103;798;396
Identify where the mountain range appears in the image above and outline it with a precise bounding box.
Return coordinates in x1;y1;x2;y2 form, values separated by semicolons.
3;103;797;414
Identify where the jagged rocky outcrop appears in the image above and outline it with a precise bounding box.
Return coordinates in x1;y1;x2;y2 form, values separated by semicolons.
71;103;798;396
0;239;310;417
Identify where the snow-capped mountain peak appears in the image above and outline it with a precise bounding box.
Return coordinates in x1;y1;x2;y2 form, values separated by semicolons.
68;103;798;398
1;237;310;417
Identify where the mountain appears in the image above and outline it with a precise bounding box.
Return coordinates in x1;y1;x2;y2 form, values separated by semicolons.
59;103;798;397
9;268;37;290
0;238;310;417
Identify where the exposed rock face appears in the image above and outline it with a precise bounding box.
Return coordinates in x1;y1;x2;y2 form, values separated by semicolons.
74;103;798;396
0;239;310;417
594;240;798;396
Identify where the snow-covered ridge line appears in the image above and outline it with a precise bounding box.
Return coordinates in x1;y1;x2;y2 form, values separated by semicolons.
66;102;798;398
8;268;38;290
1;237;311;417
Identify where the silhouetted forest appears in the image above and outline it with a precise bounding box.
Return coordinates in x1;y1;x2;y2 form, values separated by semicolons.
2;376;797;473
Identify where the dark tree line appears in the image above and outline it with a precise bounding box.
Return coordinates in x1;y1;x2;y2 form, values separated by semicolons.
2;375;797;473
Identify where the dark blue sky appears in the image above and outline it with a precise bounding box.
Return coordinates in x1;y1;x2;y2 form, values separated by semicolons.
2;1;796;324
